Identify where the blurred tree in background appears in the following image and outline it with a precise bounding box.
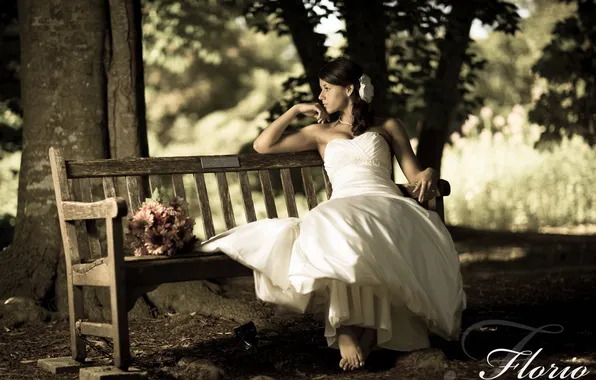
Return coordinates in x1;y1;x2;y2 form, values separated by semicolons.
472;0;576;115
141;0;296;153
529;0;596;146
0;0;19;250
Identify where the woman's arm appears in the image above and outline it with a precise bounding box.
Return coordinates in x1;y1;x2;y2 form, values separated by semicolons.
384;118;438;201
253;104;327;154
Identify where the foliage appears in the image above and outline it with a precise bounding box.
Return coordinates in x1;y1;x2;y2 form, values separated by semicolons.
244;0;520;135
442;104;596;230
472;0;575;115
141;0;297;145
529;0;596;146
243;0;334;124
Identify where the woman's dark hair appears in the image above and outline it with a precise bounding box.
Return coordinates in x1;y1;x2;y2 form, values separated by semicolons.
318;57;375;136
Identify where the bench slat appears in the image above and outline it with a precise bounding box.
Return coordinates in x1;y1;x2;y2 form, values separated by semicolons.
65;151;324;178
238;171;257;223
125;176;143;212
79;178;103;259
216;172;236;229
77;321;113;338
280;169;298;218
322;167;332;200
103;177;117;198
171;174;189;214
193;173;216;239
71;179;92;262
149;175;163;195
124;253;252;287
258;170;277;218
300;167;318;210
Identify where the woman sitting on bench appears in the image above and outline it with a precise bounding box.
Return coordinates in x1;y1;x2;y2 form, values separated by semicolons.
198;57;467;371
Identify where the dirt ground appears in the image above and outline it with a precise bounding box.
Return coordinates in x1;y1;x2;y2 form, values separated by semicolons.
1;231;595;380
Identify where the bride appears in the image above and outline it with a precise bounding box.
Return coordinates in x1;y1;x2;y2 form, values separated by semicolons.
198;57;466;371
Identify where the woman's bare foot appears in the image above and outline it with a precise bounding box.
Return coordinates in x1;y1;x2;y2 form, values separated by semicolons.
359;327;377;365
337;326;364;370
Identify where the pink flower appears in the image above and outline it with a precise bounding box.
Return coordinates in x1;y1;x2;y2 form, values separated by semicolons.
126;197;197;257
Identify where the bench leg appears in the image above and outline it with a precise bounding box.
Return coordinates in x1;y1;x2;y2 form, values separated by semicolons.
106;217;131;369
69;283;87;362
111;280;131;369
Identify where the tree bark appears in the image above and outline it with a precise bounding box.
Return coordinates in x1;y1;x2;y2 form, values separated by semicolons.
341;1;390;116
105;0;150;221
106;0;148;159
0;1;110;303
278;1;327;99
416;4;475;175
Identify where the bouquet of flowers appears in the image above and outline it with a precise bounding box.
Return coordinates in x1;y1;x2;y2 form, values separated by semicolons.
126;188;197;257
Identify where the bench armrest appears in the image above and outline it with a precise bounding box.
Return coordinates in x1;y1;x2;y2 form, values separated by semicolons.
62;197;128;221
397;179;451;199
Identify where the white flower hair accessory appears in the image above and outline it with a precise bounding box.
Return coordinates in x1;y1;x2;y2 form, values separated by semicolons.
358;74;374;103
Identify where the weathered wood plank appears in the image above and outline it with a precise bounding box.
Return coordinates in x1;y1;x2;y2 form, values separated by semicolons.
124;254;252;287
65;151;324;178
71;179;92;262
72;259;110;286
76;321;112;339
258;170;277;218
48;147;86;362
171;175;186;199
238;171;256;223
106;217;130;368
125;176;143;212
103;177;117;198
193;173;215;239
280;169;298;218
79;178;103;259
148;175;163;195
171;174;188;214
300;167;318;210
62;199;128;221
321;167;332;200
216;172;235;229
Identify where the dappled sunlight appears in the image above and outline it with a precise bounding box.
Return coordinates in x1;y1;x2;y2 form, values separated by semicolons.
561;356;596;365
459;247;527;265
442;104;596;232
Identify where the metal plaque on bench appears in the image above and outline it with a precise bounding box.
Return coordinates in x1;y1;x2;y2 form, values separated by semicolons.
200;156;240;169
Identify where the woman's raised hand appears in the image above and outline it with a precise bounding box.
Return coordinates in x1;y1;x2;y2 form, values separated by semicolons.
294;103;330;124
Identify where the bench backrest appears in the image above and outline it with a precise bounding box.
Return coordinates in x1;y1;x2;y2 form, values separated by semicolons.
50;147;448;261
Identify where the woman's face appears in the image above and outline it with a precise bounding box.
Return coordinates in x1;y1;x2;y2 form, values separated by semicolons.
318;79;352;114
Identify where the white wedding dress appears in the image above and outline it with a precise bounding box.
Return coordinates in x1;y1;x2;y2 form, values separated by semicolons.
197;131;466;351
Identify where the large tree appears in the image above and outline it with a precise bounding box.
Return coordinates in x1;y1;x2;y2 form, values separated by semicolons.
0;0;147;315
0;0;110;304
338;0;390;116
416;0;520;175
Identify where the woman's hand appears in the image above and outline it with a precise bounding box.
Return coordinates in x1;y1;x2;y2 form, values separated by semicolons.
294;103;330;124
413;168;438;203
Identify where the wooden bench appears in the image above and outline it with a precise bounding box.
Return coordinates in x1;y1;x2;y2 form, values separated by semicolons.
47;146;451;371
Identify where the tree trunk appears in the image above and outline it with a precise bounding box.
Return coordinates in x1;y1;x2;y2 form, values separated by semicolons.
278;1;327;99
416;4;475;175
0;1;110;303
106;0;148;159
105;0;150;225
341;1;390;116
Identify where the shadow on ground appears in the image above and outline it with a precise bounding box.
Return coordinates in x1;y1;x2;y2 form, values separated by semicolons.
0;229;595;379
